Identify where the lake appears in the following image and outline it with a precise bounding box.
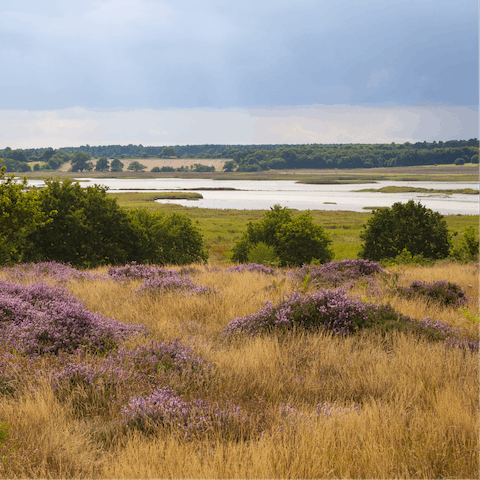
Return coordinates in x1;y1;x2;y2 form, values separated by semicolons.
27;178;479;215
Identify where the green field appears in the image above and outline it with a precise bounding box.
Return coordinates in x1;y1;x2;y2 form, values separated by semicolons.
108;192;479;263
23;163;479;183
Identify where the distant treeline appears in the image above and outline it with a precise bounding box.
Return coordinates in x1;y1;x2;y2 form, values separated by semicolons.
0;139;478;172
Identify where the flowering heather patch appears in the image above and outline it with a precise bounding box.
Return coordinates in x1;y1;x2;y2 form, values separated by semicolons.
395;281;467;306
223;289;379;337
444;337;479;352
225;263;276;275
290;259;384;287
3;261;108;283
123;386;247;439
136;271;215;296
110;340;211;383
0;281;144;355
107;262;170;281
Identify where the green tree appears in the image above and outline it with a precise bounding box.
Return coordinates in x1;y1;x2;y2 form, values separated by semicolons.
95;157;110;172
127;161;147;172
454;158;465;165
23;178;138;267
359;201;452;261
110;159;124;172
162;146;176;157
71;152;93;172
223;160;237;172
128;209;208;265
0;163;47;264
231;205;333;266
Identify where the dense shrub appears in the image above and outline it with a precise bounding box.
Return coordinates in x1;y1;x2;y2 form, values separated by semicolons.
225;263;276;275
395;281;467;306
0;281;144;354
128;209;208;265
20;179;207;267
246;242;280;266
231;205;333;266
359;201;451;261
23;178;139;267
123;386;247;439
222;289;379;337
0;166;46;265
451;226;479;262
136;271;214;296
290;259;383;287
4;261;108;282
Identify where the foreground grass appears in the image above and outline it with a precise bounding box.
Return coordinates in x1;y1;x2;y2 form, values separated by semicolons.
0;261;478;479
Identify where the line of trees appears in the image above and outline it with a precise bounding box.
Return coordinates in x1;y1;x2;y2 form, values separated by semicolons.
0;139;477;172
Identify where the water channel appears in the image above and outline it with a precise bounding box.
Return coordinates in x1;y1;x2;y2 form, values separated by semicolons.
27;178;479;215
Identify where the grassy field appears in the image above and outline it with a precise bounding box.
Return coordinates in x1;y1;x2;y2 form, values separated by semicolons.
108;192;479;263
0;260;478;478
23;163;479;182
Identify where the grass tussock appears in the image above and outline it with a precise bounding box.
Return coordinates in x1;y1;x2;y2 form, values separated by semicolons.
0;260;478;479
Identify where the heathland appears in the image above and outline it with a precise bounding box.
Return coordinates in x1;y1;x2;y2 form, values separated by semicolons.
0;260;478;478
1;164;479;478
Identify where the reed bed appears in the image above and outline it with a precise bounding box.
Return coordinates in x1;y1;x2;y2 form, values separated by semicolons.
0;260;478;479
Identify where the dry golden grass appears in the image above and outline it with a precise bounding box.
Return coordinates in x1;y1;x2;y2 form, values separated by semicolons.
0;261;478;479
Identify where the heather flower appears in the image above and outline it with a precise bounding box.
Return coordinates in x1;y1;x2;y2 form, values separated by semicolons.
108;262;170;281
136;271;215;296
395;281;467;306
3;261;108;283
110;340;211;383
290;259;384;288
225;263;276;275
222;289;378;337
123;387;246;439
0;280;144;355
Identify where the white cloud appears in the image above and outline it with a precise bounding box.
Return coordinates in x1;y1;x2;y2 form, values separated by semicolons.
0;104;476;149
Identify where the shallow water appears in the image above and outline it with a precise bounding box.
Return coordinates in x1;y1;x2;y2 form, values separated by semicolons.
27;178;479;215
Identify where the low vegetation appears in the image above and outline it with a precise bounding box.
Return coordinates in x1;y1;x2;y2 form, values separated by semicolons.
0;259;478;478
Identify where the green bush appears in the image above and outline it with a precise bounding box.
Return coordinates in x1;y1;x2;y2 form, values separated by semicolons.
0;164;47;264
128;209;208;265
451;226;479;262
231;205;333;266
23;178;138;267
246;242;280;266
23;179;208;267
359;201;451;261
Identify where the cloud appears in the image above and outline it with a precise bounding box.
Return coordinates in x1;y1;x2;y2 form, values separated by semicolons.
0;0;477;110
0;104;476;149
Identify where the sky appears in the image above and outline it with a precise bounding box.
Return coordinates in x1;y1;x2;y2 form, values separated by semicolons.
1;0;478;149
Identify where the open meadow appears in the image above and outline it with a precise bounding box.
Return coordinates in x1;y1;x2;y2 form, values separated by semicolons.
107;193;479;263
0;258;478;479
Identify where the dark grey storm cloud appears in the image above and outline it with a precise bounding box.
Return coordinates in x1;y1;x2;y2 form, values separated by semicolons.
1;0;478;110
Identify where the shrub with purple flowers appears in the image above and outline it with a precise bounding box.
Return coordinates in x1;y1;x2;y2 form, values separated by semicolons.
225;263;276;275
108;262;169;281
136;271;214;296
123;386;247;439
395;281;467;306
222;289;380;337
111;340;211;384
0;281;144;355
290;259;384;288
3;261;108;283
